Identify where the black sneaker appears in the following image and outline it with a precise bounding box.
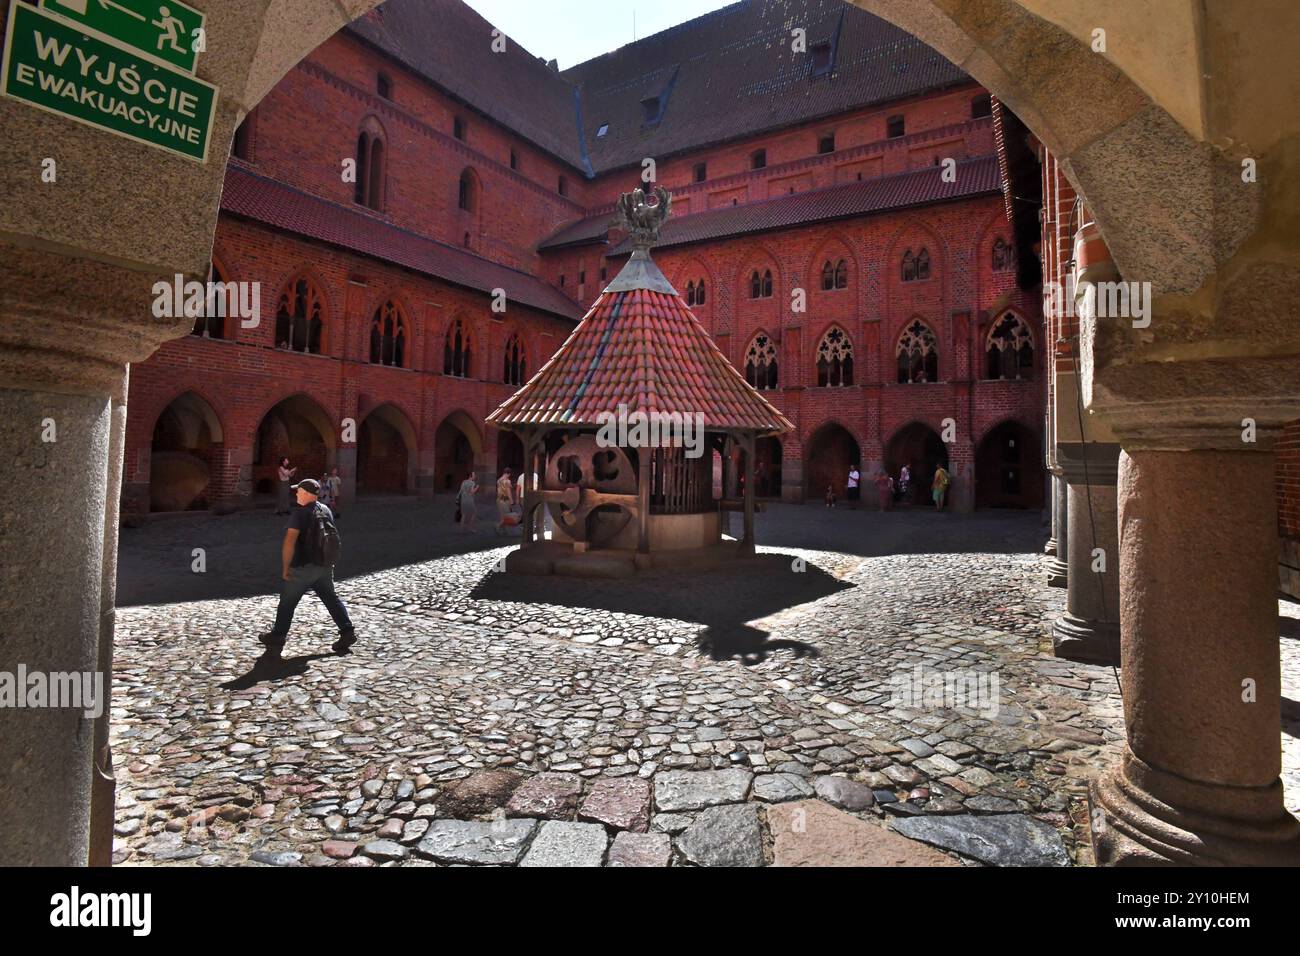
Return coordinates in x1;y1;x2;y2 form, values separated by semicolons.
332;631;357;655
258;632;286;653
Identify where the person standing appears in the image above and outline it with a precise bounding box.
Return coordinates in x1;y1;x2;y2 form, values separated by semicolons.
275;457;296;515
932;464;950;511
875;469;893;511
325;466;343;518
258;478;356;656
825;484;837;508
457;472;479;533
495;468;515;535
898;463;911;503
846;465;861;508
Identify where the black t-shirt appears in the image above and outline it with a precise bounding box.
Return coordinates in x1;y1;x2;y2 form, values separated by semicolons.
287;502;333;566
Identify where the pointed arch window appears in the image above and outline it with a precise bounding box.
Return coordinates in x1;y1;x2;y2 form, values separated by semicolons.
458;169;476;212
992;237;1016;272
191;260;230;339
986;312;1034;380
354;131;369;205
444;319;472;378
815;326;854;387
745;333;778;391
696;279;706;305
821;258;848;290
354;125;385;210
503;333;526;386
896;319;938;383
685;279;707;306
902;247;931;282
275;275;324;354
368;300;407;367
685;280;696;306
750;269;773;299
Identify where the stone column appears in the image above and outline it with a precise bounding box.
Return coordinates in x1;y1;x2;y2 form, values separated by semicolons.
1091;446;1300;865
1051;443;1120;664
1046;471;1069;587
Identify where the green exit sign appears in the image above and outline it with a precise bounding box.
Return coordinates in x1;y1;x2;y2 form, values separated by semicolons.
2;1;218;161
40;0;204;74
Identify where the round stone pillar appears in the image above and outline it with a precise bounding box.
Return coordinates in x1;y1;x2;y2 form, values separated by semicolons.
1092;447;1300;864
1051;444;1120;664
1046;471;1068;586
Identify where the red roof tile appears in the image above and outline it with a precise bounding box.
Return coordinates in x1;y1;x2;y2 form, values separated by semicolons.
219;165;582;321
487;281;793;435
600;154;1000;255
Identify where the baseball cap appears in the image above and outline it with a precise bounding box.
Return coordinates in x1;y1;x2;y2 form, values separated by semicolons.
293;478;321;495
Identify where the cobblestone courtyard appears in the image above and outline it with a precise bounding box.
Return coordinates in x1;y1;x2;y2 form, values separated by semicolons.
110;499;1300;866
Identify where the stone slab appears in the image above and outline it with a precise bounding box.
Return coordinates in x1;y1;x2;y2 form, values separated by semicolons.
579;777;652;831
416;819;537;865
888;814;1071;866
767;800;959;867
607;831;672;867
676;804;764;867
519;821;607;867
654;769;752;812
506;772;584;820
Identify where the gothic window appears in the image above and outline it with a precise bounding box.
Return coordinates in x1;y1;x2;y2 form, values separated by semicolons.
992;237;1015;272
503;333;526;386
821;261;835;291
444;319;472;378
896;319;939;383
815;326;854;387
696;279;706;305
902;247;930;281
368;300;406;367
458;169;476;212
275;275;324;355
745;333;778;391
749;269;773;299
821;258;847;290
191;260;229;339
367;137;384;210
986;312;1034;380
685;281;696;306
354;131;369;204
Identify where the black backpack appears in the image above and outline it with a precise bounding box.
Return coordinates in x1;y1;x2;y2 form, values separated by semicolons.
306;503;342;566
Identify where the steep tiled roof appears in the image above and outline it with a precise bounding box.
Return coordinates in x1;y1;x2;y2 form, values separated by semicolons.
600;154;1000;255
565;0;971;172
346;0;587;170
220;165;583;321
346;1;971;177
487;276;793;434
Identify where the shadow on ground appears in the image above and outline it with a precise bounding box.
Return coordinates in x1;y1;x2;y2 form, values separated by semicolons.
470;552;850;665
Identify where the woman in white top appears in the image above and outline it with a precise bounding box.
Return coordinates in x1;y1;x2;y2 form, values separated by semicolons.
457;473;479;532
275;458;296;514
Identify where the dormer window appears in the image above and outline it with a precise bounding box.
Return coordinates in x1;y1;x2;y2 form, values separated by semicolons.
597;123;609;138
810;40;833;77
641;94;663;127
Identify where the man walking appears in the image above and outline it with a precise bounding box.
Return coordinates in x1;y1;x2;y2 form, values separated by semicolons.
258;478;356;656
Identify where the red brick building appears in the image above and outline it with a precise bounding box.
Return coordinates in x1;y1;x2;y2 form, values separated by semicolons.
124;0;1046;521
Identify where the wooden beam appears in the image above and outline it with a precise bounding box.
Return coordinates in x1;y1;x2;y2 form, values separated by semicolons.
742;433;755;553
637;447;650;553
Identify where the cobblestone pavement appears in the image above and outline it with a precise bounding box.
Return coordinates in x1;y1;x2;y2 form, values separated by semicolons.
110;498;1299;866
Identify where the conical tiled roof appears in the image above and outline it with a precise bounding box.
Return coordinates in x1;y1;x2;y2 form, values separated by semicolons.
487;254;793;435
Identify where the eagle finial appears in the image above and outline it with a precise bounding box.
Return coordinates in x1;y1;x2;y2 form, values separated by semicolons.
614;184;672;252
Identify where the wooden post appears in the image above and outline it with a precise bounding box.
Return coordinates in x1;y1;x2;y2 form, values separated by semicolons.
742;432;755;553
521;428;538;545
637;446;650;553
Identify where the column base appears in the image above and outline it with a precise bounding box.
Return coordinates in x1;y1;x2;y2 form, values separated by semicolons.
1052;612;1119;664
1090;752;1300;865
1046;557;1068;588
1044;536;1058;557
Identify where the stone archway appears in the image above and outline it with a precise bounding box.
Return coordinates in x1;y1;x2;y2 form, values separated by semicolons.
496;430;524;480
755;436;783;499
885;423;949;507
976;421;1043;509
253;394;334;499
357;404;416;494
804;423;860;503
150;392;223;512
434;410;483;491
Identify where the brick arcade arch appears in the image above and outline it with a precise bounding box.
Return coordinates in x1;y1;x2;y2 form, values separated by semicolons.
435;409;484;491
357;403;417;494
804;422;860;503
975;419;1043;509
885;422;949;507
253;394;336;498
149;391;224;512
